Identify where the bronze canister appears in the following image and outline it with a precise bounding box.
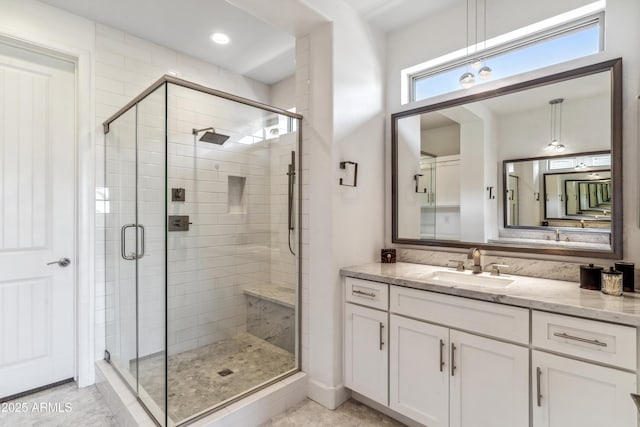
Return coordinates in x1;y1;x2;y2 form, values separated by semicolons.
614;262;635;292
579;263;603;290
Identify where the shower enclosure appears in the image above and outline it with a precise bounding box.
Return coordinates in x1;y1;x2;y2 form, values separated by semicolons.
103;76;301;426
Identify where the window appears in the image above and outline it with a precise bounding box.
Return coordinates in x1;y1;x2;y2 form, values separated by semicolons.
405;2;605;103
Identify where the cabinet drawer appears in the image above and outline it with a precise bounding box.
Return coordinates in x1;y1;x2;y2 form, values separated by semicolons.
532;311;637;370
345;277;388;310
390;285;528;344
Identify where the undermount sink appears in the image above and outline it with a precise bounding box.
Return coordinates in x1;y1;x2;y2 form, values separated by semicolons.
429;270;516;287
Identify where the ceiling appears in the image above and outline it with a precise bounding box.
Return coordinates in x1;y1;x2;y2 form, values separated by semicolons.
37;0;458;86
38;0;297;85
343;0;457;32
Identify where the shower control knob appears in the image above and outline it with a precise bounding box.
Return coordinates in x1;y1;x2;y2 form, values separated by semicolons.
47;257;71;267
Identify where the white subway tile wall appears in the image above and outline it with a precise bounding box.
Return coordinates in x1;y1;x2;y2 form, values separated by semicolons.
295;35;310;373
96;22;298;360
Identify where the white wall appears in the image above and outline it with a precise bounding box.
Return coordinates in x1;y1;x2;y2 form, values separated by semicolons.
270;75;296;110
497;94;610;161
298;0;386;409
421;124;460;156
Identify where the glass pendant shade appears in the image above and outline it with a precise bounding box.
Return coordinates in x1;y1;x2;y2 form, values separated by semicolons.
478;65;492;79
459;71;475;88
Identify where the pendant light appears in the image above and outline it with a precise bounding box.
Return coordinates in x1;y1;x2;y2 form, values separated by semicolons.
477;0;492;80
459;0;492;87
459;0;476;88
545;98;565;152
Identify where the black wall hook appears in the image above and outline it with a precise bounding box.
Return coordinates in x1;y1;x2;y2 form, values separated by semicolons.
339;161;358;187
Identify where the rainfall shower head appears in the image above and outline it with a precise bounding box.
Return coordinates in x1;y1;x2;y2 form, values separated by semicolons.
192;127;230;145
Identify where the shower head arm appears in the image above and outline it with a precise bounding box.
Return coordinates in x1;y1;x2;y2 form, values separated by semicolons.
192;127;214;135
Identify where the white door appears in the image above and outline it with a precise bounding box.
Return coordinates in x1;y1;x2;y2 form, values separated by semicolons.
532;350;637;427
344;303;388;405
390;314;449;426
0;43;75;399
450;330;529;427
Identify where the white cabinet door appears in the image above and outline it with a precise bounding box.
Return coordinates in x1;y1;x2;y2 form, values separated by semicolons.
344;303;388;405
532;350;637;427
450;330;529;427
390;315;449;427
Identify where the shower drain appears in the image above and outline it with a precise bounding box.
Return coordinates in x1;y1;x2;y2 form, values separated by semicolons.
217;368;234;377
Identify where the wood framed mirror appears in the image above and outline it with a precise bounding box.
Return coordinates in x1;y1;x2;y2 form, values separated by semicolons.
391;58;622;258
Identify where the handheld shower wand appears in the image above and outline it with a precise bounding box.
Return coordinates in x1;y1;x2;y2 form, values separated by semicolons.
287;151;296;255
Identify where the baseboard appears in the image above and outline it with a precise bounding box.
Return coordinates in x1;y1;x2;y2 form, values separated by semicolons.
351;391;423;427
306;378;350;410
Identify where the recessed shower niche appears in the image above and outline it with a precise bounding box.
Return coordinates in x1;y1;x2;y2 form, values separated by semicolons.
103;75;301;426
228;175;247;214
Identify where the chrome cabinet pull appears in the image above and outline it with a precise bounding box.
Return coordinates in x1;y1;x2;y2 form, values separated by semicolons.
379;322;384;350
451;343;456;376
553;332;607;347
439;339;445;372
536;367;542;407
352;289;376;298
121;224;136;260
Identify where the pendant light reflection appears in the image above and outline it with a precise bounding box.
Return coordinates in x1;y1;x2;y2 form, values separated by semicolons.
545;98;565;153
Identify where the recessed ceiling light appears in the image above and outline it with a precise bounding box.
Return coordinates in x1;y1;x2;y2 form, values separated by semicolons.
210;32;230;45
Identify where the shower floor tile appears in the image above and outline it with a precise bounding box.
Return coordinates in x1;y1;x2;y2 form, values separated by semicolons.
133;332;295;423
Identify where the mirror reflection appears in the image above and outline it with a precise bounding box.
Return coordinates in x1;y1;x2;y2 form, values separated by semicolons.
393;59;621;256
505;153;611;229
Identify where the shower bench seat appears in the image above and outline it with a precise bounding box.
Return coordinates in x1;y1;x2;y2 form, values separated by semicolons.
244;285;295;353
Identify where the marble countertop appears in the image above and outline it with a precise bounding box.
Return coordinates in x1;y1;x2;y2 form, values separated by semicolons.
341;262;640;326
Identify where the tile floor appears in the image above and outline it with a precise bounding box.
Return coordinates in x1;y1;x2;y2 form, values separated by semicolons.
1;381;403;427
132;332;295;422
0;382;117;427
264;399;404;427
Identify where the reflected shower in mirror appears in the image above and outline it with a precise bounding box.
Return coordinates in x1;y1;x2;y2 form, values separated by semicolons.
392;58;622;258
504;152;611;230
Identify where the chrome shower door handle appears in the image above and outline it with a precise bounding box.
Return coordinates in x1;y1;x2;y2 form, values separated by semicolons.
121;224;136;260
137;224;145;259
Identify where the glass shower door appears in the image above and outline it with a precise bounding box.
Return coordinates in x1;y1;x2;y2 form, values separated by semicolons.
135;87;167;424
105;108;138;390
105;85;167;426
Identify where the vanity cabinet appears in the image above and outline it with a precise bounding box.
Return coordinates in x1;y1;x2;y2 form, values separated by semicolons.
343;275;639;427
344;278;388;406
531;310;638;427
388;289;529;427
532;350;636;427
449;330;529;427
389;314;449;426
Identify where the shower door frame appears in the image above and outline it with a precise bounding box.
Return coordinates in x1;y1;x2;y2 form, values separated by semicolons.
103;76;304;426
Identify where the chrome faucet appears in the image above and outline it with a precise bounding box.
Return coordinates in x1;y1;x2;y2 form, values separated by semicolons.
555;229;561;241
468;248;482;274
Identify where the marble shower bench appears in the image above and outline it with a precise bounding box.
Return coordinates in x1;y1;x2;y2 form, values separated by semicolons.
244;285;295;353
